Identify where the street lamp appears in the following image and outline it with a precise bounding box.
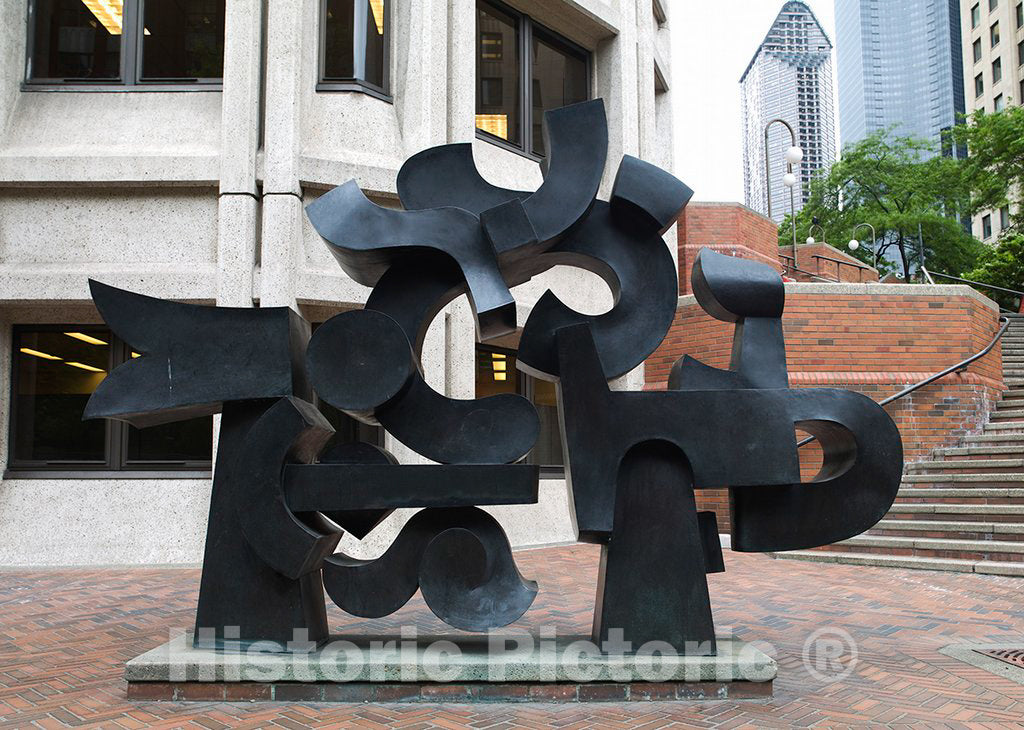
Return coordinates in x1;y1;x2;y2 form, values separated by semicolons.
764;119;803;263
806;222;825;245
848;223;877;265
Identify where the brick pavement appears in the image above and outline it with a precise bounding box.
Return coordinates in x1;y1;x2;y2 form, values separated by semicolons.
1;545;1023;728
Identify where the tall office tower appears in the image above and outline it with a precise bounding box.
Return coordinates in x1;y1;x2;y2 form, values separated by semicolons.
741;1;837;222
836;0;965;156
961;0;1023;242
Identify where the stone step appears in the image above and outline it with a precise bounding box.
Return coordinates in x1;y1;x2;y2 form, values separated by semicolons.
939;445;1024;459
896;487;1024;500
813;536;1024;563
902;472;1024;484
990;409;1024;420
962;433;1024;445
1004;378;1024;387
771;551;1024;576
888;502;1024;516
907;458;1024;473
870;519;1024;540
983;421;1024;431
1003;371;1024;379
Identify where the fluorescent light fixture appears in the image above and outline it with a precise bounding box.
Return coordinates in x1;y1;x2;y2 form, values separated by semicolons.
65;361;105;373
81;0;124;35
492;360;506;372
369;0;384;34
493;372;507;381
131;352;141;358
491;352;506;359
20;348;61;361
475;114;508;140
64;332;108;346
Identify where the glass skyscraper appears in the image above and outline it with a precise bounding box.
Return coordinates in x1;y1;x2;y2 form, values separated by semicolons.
741;2;837;222
835;0;965;155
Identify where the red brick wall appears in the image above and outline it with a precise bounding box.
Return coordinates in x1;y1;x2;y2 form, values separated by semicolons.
677;203;782;295
789;243;878;283
643;287;1004;534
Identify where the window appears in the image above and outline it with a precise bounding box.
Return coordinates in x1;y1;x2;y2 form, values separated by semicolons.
976;72;985;96
972;3;981;28
1001;205;1011;229
974;38;983;63
9;326;213;472
319;0;389;97
475;346;562;471
26;0;225;86
990;0;998;10
995;93;1005;111
1018;39;1023;66
994;57;1003;83
653;0;667;27
1019;2;1024;27
983;214;993;238
475;1;590;158
991;21;1000;47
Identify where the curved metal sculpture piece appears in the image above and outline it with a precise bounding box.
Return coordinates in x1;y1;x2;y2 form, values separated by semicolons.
84;98;902;658
323;507;537;630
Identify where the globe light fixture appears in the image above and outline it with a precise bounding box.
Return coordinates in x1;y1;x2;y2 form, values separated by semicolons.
785;146;804;165
783;172;797;188
848;239;860;251
806;236;816;245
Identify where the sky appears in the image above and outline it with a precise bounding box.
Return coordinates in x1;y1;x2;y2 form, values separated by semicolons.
670;0;838;203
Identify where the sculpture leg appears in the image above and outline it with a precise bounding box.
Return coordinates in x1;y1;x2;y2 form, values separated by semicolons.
592;441;716;656
193;400;330;650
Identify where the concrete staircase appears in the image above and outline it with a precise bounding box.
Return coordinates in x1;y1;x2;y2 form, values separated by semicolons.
775;314;1024;577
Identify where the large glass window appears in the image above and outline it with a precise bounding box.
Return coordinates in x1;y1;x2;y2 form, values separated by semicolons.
475;346;563;471
476;1;590;158
9;326;213;472
994;56;1003;83
320;0;389;95
991;21;1001;48
26;0;225;86
972;3;981;28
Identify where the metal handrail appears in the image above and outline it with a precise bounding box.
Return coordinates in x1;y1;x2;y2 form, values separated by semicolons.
779;255;839;283
921;268;1024;298
797;315;1011;447
810;253;873;272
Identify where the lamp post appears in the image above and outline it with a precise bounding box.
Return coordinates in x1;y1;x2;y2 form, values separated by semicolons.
847;222;877;265
806;222;826;245
763;118;803;264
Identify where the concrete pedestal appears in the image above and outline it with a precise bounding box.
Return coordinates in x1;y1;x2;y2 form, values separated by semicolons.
125;633;776;703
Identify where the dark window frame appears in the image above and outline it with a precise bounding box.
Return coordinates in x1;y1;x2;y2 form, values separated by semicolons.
316;0;392;102
23;0;225;91
475;0;591;162
475;343;564;477
6;324;214;476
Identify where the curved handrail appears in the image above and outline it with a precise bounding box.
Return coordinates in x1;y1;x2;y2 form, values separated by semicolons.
921;268;1024;299
797;315;1011;447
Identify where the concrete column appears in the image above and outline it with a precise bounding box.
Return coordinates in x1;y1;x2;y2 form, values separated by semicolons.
216;0;264;307
260;0;304;309
447;0;477;143
395;0;449;154
595;1;640;197
0;0;24;136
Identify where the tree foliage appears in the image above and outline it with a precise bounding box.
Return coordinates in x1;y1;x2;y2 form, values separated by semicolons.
965;234;1024;310
779;129;983;278
952;105;1024;231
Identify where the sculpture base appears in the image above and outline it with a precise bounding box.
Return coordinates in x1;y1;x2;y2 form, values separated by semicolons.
125;633;775;702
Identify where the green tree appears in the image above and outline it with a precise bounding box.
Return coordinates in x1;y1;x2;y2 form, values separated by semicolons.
964;233;1024;310
952;105;1024;230
779;129;983;278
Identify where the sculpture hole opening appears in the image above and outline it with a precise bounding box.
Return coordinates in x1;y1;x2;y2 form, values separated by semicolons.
796;428;824;483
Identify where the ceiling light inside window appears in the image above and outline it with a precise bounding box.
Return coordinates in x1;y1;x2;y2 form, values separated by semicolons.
20;348;62;361
65;361;106;373
475;114;508;140
64;332;108;345
369;0;384;34
81;0;124;35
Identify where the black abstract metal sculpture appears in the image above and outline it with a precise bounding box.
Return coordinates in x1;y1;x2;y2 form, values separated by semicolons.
85;99;903;656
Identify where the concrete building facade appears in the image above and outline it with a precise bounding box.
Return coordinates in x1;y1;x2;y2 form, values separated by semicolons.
960;0;1024;242
0;0;674;566
740;1;837;223
835;0;966;155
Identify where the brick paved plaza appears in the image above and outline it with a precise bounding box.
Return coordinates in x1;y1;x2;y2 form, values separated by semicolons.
1;544;1023;728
